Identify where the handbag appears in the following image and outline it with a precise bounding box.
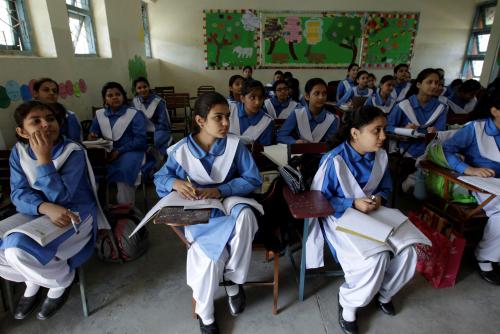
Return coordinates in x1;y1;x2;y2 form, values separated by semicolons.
278;164;305;194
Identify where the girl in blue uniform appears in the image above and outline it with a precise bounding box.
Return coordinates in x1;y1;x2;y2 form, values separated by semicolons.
365;75;396;114
277;78;339;144
132;77;172;158
227;75;244;103
336;63;359;102
391;64;411;102
33;78;82;142
154;92;262;334
308;106;416;334
0;101;104;320
263;79;298;119
88;82;148;206
228;79;274;146
446;79;481;115
337;70;374;106
442;85;500;285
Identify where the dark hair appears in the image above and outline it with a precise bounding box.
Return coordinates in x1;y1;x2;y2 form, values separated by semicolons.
101;82;127;106
274;70;283;76
33;78;59;93
192;92;229;134
368;73;376;80
347;63;359;71
380;75;395;86
133;76;150;89
393;63;409;74
405;68;440;99
14;101;61;143
243;65;253;72
283;71;293;79
470;79;500;120
241;79;265;97
272;79;288;92
435;68;445;79
328;105;386;149
458;79;481;93
449;78;463;88
356;70;369;81
304;78;327;94
228;75;244;98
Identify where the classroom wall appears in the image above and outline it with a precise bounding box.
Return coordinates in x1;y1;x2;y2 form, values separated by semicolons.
148;0;479;96
0;0;160;147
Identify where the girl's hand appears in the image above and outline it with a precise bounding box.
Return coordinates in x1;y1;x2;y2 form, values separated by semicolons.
405;123;418;130
196;188;221;199
296;139;308;144
29;130;52;165
427;127;438;133
38;203;80;228
88;133;99;141
107;151;120;162
464;167;496;178
354;198;377;213
173;180;198;200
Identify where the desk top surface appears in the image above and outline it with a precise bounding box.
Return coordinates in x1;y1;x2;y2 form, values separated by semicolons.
282;188;334;219
153;206;211;226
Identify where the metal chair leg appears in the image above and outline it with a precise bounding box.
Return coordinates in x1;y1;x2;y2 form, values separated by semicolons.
77;266;89;317
299;218;310;302
1;279;15;314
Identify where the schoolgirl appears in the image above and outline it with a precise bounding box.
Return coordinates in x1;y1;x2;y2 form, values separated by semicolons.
242;65;253;79
367;73;377;90
263;79;298;119
337;70;374;106
307;106;416;334
33;78;82;142
0;101;106;320
132;76;172;157
228;79;274;145
442;83;500;285
365;75;396;114
391;64;411;102
447;79;481;114
227;74;244;103
88;82;148;205
336;63;359;101
277;78;339;144
154;92;262;334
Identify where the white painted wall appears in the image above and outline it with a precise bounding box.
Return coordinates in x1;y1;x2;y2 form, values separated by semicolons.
148;0;478;96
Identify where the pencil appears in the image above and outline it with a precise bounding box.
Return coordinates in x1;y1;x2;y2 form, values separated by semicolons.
186;175;197;197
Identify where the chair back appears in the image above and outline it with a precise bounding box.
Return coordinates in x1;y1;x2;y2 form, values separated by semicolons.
197;85;215;98
154;86;175;99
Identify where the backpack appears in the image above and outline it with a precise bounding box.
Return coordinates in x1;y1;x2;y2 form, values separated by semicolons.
96;204;149;262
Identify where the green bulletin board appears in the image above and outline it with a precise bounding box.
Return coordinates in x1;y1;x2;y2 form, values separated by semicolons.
361;13;419;69
260;12;364;68
204;9;259;69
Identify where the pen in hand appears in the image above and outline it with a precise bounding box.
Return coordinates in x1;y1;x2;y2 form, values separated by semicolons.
370;195;377;205
186;175;198;198
69;210;80;234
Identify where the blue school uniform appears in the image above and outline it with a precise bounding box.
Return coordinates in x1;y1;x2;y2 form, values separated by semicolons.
386;95;448;157
277;105;339;144
337;86;373;106
133;94;172;154
336;78;356;101
154;134;262;260
61;110;82;142
1;138;98;269
263;96;298;119
442;118;500;176
89;105;148;186
229;102;274;146
447;92;477;114
391;82;411;102
364;89;396;114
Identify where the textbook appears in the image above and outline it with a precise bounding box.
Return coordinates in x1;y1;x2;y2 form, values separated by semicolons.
261;144;289;167
335;207;431;259
0;213;89;247
393;127;425;138
129;192;264;237
458;176;500;196
82;139;113;152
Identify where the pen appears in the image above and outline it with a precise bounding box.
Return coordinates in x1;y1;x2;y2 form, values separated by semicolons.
370;195;376;205
186;175;197;197
69;210;80;234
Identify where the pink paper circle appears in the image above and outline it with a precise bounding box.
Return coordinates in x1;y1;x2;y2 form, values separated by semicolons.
65;80;74;96
79;79;87;93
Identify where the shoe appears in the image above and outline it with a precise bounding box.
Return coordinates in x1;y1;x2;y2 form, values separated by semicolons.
479;268;500;285
227;285;246;316
36;286;72;320
14;291;42;320
376;294;396;316
338;294;358;334
199;318;220;334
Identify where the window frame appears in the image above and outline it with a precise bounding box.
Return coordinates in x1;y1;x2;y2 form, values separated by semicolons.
461;1;497;80
0;0;33;54
66;0;97;56
141;1;152;58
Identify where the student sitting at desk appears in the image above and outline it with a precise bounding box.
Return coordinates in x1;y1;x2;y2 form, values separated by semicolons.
132;76;172;159
391;64;412;102
0;101;104;320
88;82;147;206
365;75;396;114
227;74;244;104
32;78;82;142
308;106;416;334
277;78;339;144
154;92;262;334
336;63;358;102
263;79;298;119
442;85;500;285
228;79;274;146
337;70;374;107
446;79;481;115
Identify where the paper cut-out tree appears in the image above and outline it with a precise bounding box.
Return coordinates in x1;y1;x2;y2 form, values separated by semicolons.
283;16;302;60
206;14;239;66
263;17;283;55
325;16;362;63
304;18;325;63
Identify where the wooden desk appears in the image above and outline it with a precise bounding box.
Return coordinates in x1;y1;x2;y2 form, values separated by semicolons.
282;187;341;301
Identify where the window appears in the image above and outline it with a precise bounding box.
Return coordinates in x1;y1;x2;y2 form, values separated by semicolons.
66;0;96;55
141;1;152;58
0;0;31;52
461;1;497;80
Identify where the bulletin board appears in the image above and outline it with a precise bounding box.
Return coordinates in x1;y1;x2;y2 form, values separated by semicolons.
260;12;364;68
361;12;419;69
204;9;260;69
